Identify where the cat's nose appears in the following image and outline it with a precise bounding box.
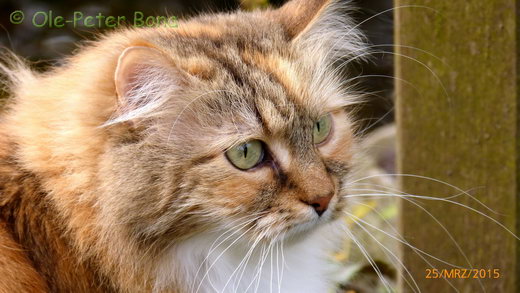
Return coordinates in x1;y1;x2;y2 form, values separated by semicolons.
305;192;333;216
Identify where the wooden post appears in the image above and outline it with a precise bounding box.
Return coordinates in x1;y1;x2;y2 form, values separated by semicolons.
395;0;519;291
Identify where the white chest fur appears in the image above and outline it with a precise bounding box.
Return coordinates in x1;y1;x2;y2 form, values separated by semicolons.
154;222;342;293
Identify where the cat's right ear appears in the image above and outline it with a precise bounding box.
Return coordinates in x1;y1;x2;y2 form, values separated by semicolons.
109;46;180;125
265;0;366;66
267;0;334;40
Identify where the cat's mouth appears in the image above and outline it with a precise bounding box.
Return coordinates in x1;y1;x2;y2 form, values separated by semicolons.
272;198;339;239
287;190;344;233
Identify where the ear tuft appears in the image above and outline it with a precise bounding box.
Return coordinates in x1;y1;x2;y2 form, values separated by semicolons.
268;0;334;40
268;0;367;61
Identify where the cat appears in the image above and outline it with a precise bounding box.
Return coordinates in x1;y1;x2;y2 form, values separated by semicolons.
0;0;367;292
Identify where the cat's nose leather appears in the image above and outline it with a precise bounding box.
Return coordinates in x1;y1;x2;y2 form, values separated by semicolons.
306;193;333;216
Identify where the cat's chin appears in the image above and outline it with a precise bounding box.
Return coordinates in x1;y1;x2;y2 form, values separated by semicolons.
281;210;337;241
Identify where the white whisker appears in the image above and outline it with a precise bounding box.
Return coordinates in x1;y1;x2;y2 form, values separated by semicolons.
345;208;420;293
343;226;394;292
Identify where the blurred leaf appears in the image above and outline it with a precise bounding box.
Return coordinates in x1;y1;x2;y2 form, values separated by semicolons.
347;200;377;225
380;203;397;220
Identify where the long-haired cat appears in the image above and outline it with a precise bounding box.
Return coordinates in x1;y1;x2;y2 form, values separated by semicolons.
0;0;367;291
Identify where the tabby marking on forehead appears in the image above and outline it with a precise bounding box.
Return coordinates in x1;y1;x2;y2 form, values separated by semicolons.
242;51;303;102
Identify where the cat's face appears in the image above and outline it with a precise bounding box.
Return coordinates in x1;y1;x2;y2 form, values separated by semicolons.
163;89;355;240
101;0;364;250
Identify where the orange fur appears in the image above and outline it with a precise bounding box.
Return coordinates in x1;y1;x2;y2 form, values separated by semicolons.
0;223;48;293
0;0;365;291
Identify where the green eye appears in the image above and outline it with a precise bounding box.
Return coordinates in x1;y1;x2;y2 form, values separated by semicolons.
226;140;264;170
313;113;332;144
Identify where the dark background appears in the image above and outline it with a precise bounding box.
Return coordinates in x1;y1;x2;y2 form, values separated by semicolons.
0;0;394;132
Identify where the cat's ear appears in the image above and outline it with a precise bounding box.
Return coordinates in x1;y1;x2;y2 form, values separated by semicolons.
268;0;334;40
267;0;366;59
109;46;181;125
115;46;175;103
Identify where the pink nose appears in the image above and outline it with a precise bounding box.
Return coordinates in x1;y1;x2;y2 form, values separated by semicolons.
305;193;333;216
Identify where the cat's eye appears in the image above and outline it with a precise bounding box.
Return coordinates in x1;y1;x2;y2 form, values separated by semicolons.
313;113;332;144
226;140;264;170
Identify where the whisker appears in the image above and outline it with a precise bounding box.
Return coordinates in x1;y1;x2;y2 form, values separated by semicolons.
190;213;264;292
353;104;394;137
345;208;420;293
275;240;282;293
279;234;286;291
252;234;279;293
345;173;497;214
324;5;440;66
344;5;439;42
336;50;451;103
194;222;259;293
245;241;267;292
224;230;267;293
344;191;519;240
347;187;487;291
343;208;462;269
344;208;462;292
363;44;448;66
342;226;394;292
269;238;274;293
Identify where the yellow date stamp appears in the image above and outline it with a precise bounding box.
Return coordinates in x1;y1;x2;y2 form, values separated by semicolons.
425;268;501;279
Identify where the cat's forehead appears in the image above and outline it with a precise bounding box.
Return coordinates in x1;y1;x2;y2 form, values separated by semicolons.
204;53;321;140
157;17;354;150
182;48;343;149
190;46;327;125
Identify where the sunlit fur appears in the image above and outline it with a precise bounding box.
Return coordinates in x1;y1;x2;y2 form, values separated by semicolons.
0;0;366;292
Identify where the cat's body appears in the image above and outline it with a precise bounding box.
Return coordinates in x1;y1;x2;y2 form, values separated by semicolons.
0;0;366;292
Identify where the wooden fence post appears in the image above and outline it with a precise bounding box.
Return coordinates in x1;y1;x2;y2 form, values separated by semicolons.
395;0;519;291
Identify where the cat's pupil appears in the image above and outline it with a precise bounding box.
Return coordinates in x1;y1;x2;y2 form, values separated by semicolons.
243;145;248;158
317;122;321;132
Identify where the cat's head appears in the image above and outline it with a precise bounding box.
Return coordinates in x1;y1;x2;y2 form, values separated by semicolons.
100;0;366;251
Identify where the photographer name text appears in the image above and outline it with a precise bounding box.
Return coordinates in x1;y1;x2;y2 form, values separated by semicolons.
10;10;178;29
